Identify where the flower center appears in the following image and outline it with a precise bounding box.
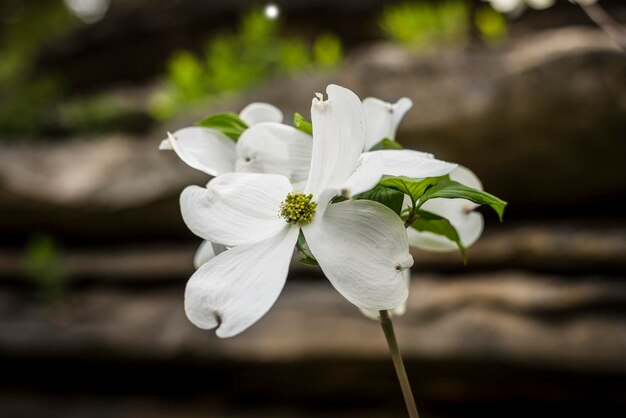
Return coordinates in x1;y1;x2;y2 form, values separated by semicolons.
279;192;317;224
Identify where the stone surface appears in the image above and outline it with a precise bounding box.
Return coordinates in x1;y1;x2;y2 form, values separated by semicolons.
413;221;626;273
1;271;625;373
2;222;625;282
3;7;626;418
0;135;205;209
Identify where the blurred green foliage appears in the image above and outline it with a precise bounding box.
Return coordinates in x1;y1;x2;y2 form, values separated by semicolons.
0;1;75;84
22;235;66;302
0;0;76;137
58;93;152;135
380;0;469;52
313;34;343;68
475;5;508;44
151;10;342;120
0;77;64;137
0;0;150;138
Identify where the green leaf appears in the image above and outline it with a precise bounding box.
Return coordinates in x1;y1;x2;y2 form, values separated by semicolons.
379;176;446;209
296;231;318;266
369;138;403;150
353;185;405;216
195;112;248;141
409;210;466;263
416;180;507;221
293;112;313;136
298;256;320;266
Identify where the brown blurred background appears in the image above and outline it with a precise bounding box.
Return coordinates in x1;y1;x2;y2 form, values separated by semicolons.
1;0;625;417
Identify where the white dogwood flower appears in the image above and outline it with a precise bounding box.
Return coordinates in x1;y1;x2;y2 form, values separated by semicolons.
180;85;457;337
161;102;312;267
170;96;452;268
159;102;312;183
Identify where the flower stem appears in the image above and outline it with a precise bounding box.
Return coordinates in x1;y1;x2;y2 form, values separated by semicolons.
379;309;420;418
578;2;626;52
404;209;418;228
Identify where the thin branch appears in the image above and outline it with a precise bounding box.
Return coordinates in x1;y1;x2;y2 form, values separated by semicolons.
579;2;626;52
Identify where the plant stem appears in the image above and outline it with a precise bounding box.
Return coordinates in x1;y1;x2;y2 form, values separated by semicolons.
379;309;420;418
578;2;626;52
404;210;418;228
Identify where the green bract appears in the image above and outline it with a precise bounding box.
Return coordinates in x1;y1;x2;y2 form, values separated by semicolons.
369;138;404;150
293;112;313;135
195;112;248;141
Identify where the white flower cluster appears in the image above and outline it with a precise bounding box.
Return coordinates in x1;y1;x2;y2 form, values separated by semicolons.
162;84;490;337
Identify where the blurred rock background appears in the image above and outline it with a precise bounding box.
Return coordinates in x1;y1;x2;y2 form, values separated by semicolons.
0;0;625;417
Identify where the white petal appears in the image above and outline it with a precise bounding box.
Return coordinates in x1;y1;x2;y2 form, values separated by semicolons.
363;97;413;150
487;0;522;13
488;0;522;13
359;269;410;319
305;84;366;198
235;122;312;184
340;152;385;198
193;240;228;269
313;187;342;217
302;199;413;310
409;166;485;251
450;165;483;192
408;213;484;251
180;173;292;246
239;102;284;126
526;0;555;10
185;226;299;337
341;150;457;197
159;138;173;150
375;150;456;180
167;128;237;176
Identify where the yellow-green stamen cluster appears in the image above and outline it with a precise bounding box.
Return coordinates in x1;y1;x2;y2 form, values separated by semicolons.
279;192;317;224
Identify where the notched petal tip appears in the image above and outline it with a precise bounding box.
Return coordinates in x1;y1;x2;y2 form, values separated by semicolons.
214;312;223;326
394;253;414;272
159;138;173;151
159;132;177;150
185;227;299;338
184;286;221;332
313;92;328;110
